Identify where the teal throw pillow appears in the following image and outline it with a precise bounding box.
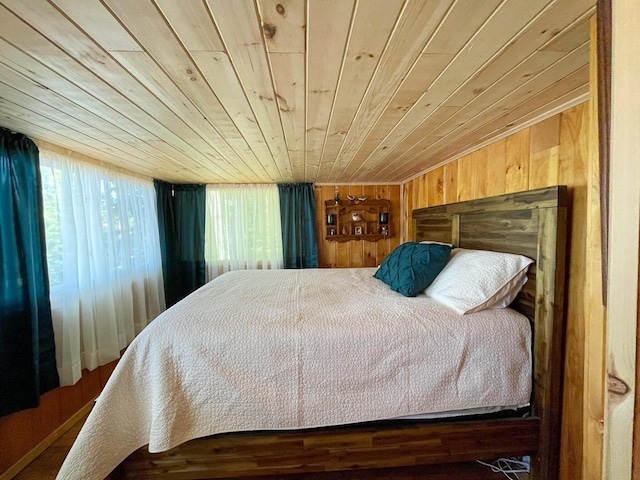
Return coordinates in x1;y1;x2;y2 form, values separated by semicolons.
374;242;451;297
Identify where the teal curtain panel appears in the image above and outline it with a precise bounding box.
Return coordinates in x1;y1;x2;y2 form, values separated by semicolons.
0;128;59;417
154;181;206;306
278;183;319;268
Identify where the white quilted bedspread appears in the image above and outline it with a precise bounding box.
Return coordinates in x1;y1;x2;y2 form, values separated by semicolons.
57;268;531;479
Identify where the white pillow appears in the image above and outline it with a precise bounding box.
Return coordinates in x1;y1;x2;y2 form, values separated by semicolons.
425;248;534;314
420;240;454;247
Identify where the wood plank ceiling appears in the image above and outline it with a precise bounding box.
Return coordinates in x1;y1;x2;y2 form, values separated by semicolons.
0;0;595;184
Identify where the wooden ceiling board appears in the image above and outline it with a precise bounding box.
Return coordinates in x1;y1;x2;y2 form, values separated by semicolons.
337;0;504;182
50;0;143;52
324;0;454;182
305;0;354;180
0;1;248;181
341;0;556;182
350;1;594;182
0;47;200;176
381;67;589;182
422;46;590;155
103;0;265;180
154;0;225;52
269;52;306;180
0;0;595;184
0;39;211;179
207;0;293;181
258;0;306;54
317;0;404;180
258;0;307;180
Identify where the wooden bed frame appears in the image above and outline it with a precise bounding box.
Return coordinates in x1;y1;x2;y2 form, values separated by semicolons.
114;186;568;480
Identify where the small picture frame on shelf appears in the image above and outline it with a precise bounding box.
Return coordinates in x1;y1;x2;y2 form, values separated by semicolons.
354;226;363;235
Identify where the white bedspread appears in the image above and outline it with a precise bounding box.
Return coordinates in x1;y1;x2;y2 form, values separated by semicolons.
57;268;531;479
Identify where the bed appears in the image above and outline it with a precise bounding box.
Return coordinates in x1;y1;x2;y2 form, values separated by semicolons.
58;186;568;480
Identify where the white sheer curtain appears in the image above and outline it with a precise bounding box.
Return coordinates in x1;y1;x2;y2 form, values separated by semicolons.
40;151;165;386
205;184;283;281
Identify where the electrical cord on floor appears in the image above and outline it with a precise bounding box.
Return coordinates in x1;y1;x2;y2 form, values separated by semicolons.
476;456;530;479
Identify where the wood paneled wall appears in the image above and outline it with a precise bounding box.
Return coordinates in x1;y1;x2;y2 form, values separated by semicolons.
314;185;401;268
0;360;118;476
402;100;603;480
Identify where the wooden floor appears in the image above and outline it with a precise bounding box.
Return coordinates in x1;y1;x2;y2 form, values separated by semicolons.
9;414;526;480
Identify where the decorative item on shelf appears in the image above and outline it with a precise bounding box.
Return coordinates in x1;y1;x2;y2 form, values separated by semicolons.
333;190;340;205
323;197;391;242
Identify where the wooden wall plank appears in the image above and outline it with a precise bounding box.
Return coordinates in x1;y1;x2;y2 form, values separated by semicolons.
335;185;351;265
362;185;378;267
582;15;605;480
505;129;531;193
30;389;62;447
470;149;488;200
531;115;561;154
456;154;473;201
348;186;365;268
443;160;458;205
416;174;427;209
604;1;640;478
529;147;559;190
485;138;507;197
426;167;444;207
317;185;336;268
387;185;401;252
529;115;561;190
558;102;589;480
403;181;413;243
0;408;34;473
80;366;101;405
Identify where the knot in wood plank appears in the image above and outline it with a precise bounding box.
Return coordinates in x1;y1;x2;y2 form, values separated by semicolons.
607;373;630;395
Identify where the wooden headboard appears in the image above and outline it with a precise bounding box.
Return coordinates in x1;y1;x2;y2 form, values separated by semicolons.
412;185;568;479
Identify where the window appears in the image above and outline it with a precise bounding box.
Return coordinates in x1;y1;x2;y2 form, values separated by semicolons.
40;151;165;385
205;184;283;280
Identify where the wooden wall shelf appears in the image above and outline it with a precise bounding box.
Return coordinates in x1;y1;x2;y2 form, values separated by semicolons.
325;199;391;242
